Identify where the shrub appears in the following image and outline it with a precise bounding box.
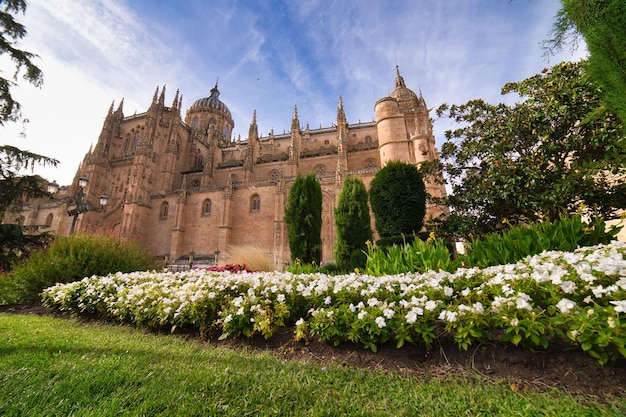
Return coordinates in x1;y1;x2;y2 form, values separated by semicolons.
462;214;621;269
334;176;372;271
369;161;426;247
1;234;160;303
284;173;322;264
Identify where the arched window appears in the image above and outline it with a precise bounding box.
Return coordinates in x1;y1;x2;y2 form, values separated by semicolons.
194;150;204;169
132;132;141;153
192;117;199;129
250;194;261;213
123;136;131;154
160;202;169;220
202;199;212;216
45;213;53;227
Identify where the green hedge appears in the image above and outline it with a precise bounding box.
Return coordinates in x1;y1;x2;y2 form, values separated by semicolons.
0;234;160;304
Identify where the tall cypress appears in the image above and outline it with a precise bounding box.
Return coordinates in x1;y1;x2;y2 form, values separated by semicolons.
284;173;322;264
334;176;372;270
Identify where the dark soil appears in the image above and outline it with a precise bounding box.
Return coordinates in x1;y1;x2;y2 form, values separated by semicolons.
3;302;625;403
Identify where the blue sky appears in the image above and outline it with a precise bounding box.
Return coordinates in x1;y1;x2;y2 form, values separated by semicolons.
2;0;586;185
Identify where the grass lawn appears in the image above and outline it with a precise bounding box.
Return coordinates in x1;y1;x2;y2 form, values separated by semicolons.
1;314;624;416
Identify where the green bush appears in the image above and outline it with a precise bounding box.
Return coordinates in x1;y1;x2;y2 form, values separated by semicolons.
369;161;426;246
462;215;621;269
0;234;160;304
284;173;323;264
334;176;372;271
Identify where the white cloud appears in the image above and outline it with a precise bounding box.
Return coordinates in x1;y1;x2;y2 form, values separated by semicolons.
1;0;587;186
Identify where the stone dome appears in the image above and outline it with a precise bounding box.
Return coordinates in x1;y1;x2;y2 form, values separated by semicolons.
390;66;420;109
188;82;234;123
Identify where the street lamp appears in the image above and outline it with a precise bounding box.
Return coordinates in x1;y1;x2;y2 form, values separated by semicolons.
47;176;108;235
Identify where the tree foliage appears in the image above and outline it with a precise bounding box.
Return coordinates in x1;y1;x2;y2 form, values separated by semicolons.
0;145;57;215
284;173;322;264
0;2;52;271
0;145;57;271
369;160;426;244
433;60;625;240
334;176;372;271
0;0;43;126
544;0;626;125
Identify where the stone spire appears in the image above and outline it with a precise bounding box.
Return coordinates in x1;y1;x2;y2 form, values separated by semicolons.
291;105;300;132
395;64;406;88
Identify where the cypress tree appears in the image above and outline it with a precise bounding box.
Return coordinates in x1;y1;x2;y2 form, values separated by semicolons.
284;173;322;264
334;176;372;271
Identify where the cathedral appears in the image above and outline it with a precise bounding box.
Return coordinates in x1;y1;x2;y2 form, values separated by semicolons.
20;67;448;269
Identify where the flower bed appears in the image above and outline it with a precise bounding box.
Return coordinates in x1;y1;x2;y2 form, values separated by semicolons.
42;242;626;364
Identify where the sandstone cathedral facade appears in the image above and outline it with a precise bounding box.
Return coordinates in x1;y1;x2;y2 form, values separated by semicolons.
20;67;448;268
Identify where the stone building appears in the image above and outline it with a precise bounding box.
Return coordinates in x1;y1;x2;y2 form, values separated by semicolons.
18;67;448;268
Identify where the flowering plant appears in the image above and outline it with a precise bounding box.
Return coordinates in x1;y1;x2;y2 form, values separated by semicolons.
42;241;626;365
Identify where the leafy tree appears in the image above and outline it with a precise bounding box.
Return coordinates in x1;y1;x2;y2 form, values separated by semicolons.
544;0;626;125
369;160;426;245
284;173;322;264
432;61;625;240
0;1;54;271
334;176;372;271
1;0;43;126
0;146;58;270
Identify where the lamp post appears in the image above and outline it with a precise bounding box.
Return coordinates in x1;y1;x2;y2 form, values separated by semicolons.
48;176;109;235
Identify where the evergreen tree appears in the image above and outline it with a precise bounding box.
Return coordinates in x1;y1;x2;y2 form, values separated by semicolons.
334;176;372;271
0;2;56;270
284;173;322;264
369;161;426;246
545;0;626;125
1;0;43;126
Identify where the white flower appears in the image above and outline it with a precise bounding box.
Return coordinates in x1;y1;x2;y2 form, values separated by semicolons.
556;298;576;314
324;296;332;305
610;300;626;313
295;318;305;327
276;293;286;303
510;318;519;327
560;281;577;294
367;297;380;307
224;314;233;323
383;308;395;319
445;311;458;323
425;300;437;311
444;286;454;297
375;316;386;328
515;294;532;311
405;310;417;324
438;310;458;323
357;310;368;320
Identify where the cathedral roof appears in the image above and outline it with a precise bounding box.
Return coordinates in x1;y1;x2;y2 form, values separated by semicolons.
390;65;419;107
188;81;233;123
